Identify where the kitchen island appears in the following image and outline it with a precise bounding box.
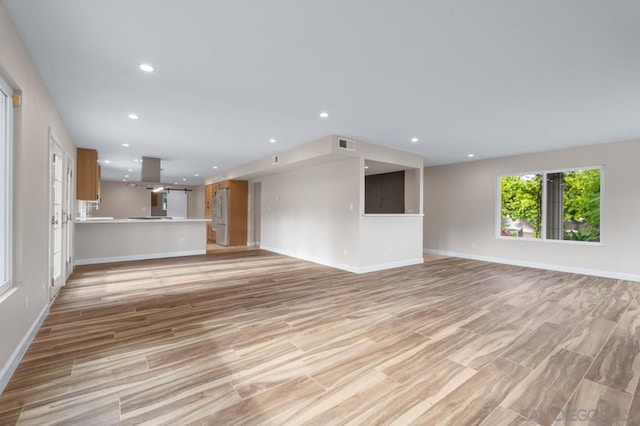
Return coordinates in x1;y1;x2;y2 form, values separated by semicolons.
75;218;208;265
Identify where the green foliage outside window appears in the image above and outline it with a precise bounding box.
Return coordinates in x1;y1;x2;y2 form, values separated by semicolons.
563;169;600;241
500;174;542;238
500;168;601;242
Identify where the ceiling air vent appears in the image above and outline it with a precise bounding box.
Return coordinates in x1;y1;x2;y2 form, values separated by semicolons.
338;138;356;152
272;155;279;165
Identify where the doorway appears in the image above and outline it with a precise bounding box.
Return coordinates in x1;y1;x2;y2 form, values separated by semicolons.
65;155;74;279
49;132;67;300
253;181;261;246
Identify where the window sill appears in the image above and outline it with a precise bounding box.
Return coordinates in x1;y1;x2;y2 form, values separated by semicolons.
0;285;18;304
495;236;604;247
362;214;424;217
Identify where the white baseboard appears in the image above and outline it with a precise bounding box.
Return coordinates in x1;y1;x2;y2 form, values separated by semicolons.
260;245;360;273
0;303;49;393
74;249;206;266
423;248;640;282
261;245;423;274
358;258;424;273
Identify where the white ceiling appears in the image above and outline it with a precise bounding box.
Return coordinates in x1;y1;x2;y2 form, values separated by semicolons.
5;0;640;185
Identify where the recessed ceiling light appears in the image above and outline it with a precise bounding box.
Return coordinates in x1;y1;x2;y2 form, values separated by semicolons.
212;166;218;169
122;179;126;182
194;174;199;177
128;114;139;120
128;168;133;172
183;178;187;181
269;138;276;143
133;159;139;162
468;153;475;158
411;137;419;143
364;166;369;169
139;63;154;73
174;182;178;185
319;112;329;118
103;160;111;164
125;175;129;178
122;143;130;147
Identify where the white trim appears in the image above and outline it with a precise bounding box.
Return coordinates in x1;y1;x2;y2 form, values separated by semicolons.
260;245;360;273
495;235;604;247
0;75;13;296
48;131;66;301
496;165;604;244
75;218;209;224
74;250;207;266
65;154;75;279
423;248;640;282
261;245;424;274
358;258;424;273
361;214;424;217
0;303;50;393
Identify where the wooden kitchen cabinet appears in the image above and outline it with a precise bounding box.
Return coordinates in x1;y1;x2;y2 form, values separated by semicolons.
204;184;215;242
204;179;248;246
227;180;248;246
77;148;101;201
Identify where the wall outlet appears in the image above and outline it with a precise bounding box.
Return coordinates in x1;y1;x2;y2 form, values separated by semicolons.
471;242;477;249
24;296;29;313
179;238;184;246
349;203;353;211
388;246;393;253
343;248;348;255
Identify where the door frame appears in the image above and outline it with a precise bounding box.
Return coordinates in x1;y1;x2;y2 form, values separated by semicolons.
48;129;67;300
65;154;74;279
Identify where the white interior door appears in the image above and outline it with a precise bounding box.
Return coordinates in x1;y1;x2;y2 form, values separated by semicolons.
65;156;74;279
167;190;188;218
50;135;65;299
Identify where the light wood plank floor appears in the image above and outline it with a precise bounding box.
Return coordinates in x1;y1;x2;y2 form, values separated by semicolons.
1;251;639;425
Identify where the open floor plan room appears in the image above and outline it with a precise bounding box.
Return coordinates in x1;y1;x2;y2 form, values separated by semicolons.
1;252;639;425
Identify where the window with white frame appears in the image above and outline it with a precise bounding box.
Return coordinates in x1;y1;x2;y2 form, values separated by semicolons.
0;76;12;294
498;166;602;243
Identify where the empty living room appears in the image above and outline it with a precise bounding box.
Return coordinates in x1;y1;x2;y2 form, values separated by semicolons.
0;1;639;425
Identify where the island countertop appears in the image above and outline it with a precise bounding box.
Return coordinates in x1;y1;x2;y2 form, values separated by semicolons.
76;218;209;224
75;218;208;265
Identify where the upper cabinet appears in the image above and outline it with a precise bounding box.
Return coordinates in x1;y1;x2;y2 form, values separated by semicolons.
76;148;101;201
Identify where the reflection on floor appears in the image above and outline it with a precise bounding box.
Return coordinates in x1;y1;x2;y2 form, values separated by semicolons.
2;251;639;425
207;243;260;254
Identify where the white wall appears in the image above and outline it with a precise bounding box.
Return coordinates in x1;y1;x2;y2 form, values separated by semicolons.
0;3;77;389
75;221;206;265
260;159;361;271
209;135;424;273
359;215;424;272
194;185;205;219
404;168;421;214
98;181;199;219
97;181;150;218
424;138;640;280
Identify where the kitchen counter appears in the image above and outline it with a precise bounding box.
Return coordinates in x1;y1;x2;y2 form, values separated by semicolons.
76;218;209;223
75;218;208;265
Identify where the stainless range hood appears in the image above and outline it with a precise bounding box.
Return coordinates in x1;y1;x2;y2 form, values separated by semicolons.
138;156;191;192
141;156;162;183
140;156;171;191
